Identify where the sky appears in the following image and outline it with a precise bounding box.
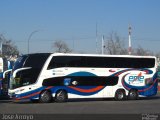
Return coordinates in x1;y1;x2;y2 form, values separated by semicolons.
0;0;160;54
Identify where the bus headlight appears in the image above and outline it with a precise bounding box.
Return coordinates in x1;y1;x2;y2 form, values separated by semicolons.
8;92;16;98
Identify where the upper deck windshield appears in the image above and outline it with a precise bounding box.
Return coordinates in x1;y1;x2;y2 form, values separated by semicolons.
13;55;28;72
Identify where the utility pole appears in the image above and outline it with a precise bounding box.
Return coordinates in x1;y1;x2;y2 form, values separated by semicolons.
0;37;2;55
128;25;132;55
102;35;105;54
96;22;98;54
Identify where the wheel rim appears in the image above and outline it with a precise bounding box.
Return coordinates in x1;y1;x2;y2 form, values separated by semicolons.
130;92;136;97
130;91;137;98
117;92;124;99
41;91;50;102
57;91;65;101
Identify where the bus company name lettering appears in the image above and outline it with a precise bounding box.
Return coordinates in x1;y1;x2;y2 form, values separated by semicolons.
128;76;144;82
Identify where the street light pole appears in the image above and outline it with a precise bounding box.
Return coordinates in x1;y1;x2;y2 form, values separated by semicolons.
27;30;39;54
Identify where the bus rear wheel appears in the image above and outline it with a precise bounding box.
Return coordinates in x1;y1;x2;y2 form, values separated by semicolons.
39;90;52;103
115;89;126;101
55;90;67;102
128;89;138;100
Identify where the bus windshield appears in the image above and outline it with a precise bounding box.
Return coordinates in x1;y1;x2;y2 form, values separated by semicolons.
10;69;32;89
10;53;51;89
10;55;28;89
10;76;20;89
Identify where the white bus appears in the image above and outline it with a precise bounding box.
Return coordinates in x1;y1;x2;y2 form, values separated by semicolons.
8;53;158;103
0;57;11;96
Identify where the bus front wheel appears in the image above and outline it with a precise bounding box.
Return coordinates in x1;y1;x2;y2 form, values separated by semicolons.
39;90;52;103
115;89;126;101
55;90;67;102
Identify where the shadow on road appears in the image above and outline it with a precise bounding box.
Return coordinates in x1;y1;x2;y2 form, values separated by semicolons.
138;95;160;101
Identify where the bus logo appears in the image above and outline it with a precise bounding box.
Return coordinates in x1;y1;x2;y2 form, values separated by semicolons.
128;72;144;82
64;78;71;86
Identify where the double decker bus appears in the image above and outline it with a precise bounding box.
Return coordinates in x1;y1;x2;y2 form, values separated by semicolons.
9;53;158;103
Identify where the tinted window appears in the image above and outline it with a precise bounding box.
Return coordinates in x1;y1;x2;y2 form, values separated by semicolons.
42;76;118;86
47;56;155;69
85;57;105;67
24;54;50;68
48;56;85;69
13;55;28;71
14;68;41;88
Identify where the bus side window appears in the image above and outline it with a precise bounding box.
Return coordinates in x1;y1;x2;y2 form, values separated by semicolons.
48;56;62;69
48;59;56;69
47;56;84;69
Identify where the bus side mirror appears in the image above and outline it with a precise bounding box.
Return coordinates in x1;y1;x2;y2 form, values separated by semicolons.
3;69;12;79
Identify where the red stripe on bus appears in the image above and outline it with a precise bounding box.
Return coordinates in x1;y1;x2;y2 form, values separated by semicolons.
68;86;104;93
15;91;41;100
15;86;54;100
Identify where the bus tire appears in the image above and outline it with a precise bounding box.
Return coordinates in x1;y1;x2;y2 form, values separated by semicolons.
39;90;52;103
55;90;67;102
115;89;126;101
128;89;138;100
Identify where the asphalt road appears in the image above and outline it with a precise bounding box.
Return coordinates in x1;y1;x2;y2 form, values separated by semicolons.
0;93;160;114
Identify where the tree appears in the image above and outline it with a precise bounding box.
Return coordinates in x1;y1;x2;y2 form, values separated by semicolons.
133;46;153;56
53;40;72;53
103;32;154;56
155;52;160;59
2;40;19;56
105;32;128;55
0;34;19;57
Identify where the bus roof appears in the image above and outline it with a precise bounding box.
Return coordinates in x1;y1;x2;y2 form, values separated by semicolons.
52;53;156;59
21;52;156;59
